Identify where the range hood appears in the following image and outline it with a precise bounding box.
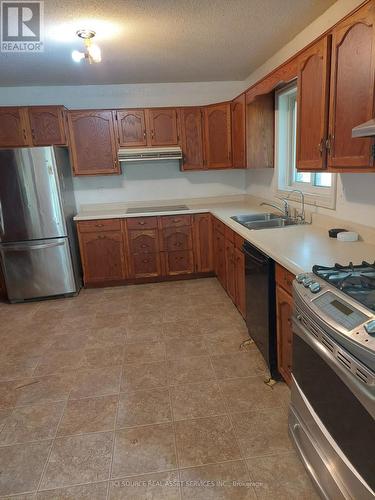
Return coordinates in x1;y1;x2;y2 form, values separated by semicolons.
118;146;183;162
352;118;375;138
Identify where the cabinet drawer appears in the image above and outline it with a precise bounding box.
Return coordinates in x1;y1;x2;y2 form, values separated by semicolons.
129;230;159;254
275;263;295;295
132;253;161;278
160;215;191;228
78;219;121;233
163;226;192;251
165;250;194;275
127;217;158;230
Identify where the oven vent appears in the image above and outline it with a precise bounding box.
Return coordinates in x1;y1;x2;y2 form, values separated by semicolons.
321;336;334;352
337;351;352;369
355;368;369;384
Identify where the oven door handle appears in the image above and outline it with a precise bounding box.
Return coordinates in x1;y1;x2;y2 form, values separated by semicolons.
292;317;375;419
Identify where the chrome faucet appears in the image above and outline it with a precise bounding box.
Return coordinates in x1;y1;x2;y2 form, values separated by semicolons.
260;199;290;218
286;189;305;223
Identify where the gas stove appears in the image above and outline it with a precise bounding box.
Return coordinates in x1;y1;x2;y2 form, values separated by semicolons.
313;262;375;312
294;262;375;371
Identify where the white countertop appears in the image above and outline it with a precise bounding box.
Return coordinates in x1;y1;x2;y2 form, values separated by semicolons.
74;199;375;276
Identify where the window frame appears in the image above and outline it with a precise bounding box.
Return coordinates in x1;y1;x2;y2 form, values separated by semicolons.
274;82;336;209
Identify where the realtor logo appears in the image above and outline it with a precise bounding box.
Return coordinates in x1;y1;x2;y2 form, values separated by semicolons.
1;1;44;52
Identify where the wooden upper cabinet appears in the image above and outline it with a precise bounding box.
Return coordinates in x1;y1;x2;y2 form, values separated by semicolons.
0;107;29;147
231;94;246;168
147;108;178;146
28;106;66;146
328;2;375;170
116;109;147;147
296;36;331;171
179;108;204;170
203;103;232;169
247;94;274;169
68;110;120;176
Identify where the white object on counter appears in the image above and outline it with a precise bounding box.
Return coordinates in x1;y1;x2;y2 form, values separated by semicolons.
337;231;359;242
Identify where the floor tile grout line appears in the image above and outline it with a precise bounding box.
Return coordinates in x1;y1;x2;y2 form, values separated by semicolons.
166;386;183;500
106;385;121;500
35;389;71;493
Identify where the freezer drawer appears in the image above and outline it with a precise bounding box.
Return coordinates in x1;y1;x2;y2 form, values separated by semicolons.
0;238;76;302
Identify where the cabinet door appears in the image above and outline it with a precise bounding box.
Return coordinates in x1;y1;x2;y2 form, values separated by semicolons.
235;247;246;318
79;230;125;284
276;285;293;386
68;110;120;175
164;250;194;276
28;106;66;146
296;36;331;171
131;253;162;278
147;108;178;146
129;230;159;254
116;109;147;147
0;107;30;147
225;239;236;302
193;213;214;273
163;227;192;252
328;3;375;169
231;94;246;168
179;107;204;170
247;94;274;168
203;103;232;168
214;229;226;288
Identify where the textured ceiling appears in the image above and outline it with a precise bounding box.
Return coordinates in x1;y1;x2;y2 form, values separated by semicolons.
0;0;336;86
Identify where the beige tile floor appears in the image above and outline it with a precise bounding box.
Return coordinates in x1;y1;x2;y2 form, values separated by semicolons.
0;278;319;499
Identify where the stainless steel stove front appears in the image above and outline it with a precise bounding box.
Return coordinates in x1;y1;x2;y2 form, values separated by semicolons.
289;284;375;500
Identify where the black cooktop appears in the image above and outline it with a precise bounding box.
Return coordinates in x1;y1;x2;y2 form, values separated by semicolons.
313;262;375;312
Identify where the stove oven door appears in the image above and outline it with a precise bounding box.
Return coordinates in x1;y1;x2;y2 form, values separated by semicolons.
290;315;375;500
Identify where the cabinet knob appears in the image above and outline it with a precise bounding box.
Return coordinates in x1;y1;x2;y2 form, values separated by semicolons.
141;244;147;248
318;138;324;156
138;221;145;225
143;259;149;263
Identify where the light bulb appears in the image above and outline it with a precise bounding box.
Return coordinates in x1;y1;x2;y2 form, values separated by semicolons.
88;43;101;63
72;50;85;63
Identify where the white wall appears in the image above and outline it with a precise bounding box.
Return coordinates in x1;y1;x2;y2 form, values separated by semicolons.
73;161;246;207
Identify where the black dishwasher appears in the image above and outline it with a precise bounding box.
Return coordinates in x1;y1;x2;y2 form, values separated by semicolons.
243;241;278;379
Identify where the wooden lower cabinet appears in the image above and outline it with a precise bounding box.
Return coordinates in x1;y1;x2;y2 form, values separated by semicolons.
275;264;295;386
214;228;227;288
193;213;214;273
131;252;162;278
234;245;246;318
164;250;194;276
225;239;236;302
212;217;246;318
77;223;127;285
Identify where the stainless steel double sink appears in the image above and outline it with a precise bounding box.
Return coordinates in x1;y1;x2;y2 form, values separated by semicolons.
231;213;298;230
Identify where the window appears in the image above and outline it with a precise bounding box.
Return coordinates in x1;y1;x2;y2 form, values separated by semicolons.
275;83;336;209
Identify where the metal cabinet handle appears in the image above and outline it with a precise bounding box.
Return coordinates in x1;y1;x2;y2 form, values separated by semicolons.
140;244;147;248
138;221;145;225
97;235;106;239
151;130;155;139
318;138;324;156
143;130;146;139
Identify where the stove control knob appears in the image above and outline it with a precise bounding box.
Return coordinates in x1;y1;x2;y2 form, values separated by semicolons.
309;282;321;294
296;273;307;284
364;320;375;335
302;277;313;288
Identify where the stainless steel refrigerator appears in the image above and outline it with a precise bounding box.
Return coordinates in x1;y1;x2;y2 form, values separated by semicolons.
0;147;82;302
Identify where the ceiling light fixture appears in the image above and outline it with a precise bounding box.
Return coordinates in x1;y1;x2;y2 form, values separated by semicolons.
72;29;101;64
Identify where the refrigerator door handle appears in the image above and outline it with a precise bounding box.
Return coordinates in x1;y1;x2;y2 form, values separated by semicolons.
2;241;65;252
